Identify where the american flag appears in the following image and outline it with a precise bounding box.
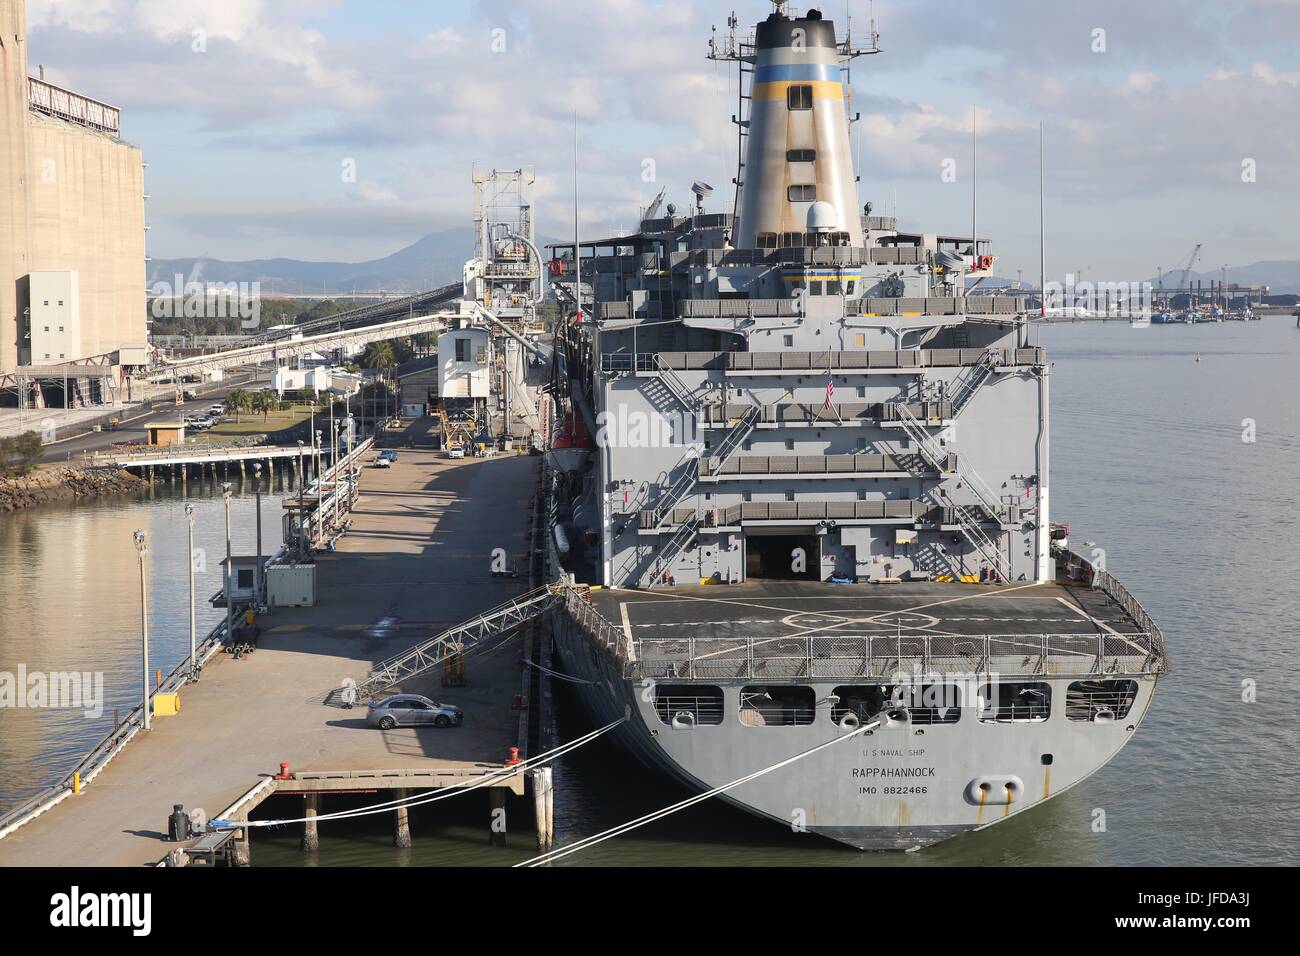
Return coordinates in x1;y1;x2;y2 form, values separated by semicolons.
822;376;834;411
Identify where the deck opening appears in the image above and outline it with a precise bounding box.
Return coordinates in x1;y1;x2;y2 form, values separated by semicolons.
652;684;724;726
832;683;962;726
1065;679;1138;722
745;532;820;581
977;681;1052;723
739;685;815;726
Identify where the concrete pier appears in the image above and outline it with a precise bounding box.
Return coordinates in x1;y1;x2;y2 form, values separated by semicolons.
0;420;540;867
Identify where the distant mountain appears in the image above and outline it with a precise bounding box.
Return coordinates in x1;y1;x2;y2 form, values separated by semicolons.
148;228;480;295
1146;260;1300;295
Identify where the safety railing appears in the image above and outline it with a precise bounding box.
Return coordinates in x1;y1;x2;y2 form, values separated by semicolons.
628;631;1164;682
0;613;237;841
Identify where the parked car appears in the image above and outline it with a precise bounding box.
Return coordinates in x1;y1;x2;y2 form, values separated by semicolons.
447;446;465;459
379;450;397;462
372;455;392;468
367;694;463;729
209;404;224;415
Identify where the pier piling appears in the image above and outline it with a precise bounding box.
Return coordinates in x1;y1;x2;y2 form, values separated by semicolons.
489;788;507;847
394;789;412;848
530;767;554;851
301;794;320;853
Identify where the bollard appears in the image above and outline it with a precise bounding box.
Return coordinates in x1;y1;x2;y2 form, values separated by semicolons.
274;762;294;780
72;772;81;795
505;746;522;767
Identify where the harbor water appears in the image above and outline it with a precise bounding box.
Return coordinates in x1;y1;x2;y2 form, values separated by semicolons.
2;317;1297;864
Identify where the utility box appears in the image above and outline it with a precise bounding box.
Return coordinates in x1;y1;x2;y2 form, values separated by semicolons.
267;564;316;607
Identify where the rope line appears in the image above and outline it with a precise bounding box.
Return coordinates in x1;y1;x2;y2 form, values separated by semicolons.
212;718;625;829
522;659;598;684
515;716;883;867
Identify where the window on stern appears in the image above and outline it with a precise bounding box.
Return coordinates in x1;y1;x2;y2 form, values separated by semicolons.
787;148;817;162
787;85;813;110
788;184;816;203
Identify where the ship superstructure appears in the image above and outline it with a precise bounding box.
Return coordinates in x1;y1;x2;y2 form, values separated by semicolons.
544;3;1168;850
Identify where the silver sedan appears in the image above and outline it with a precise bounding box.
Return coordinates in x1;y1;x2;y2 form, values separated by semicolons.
367;694;463;730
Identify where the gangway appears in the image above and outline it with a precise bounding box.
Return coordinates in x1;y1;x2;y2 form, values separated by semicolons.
341;587;560;702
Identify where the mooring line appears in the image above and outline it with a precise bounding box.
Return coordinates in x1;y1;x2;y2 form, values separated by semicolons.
515;715;883;867
212;718;625;829
522;659;597;684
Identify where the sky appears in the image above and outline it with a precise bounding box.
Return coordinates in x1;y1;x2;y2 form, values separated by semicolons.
23;0;1300;284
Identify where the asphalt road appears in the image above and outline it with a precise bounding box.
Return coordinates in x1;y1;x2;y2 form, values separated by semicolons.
39;373;270;463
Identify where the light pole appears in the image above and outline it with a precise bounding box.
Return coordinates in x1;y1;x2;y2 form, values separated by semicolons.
296;440;307;558
315;429;323;546
133;530;151;731
185;504;197;681
332;420;342;529
222;482;233;643
253;462;264;608
345;412;356;514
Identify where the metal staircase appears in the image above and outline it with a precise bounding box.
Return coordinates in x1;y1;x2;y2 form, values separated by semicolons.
644;515;702;589
652;457;702;526
342;587;558;702
649;354;698;414
893;404;1013;582
707;405;762;474
947;348;999;417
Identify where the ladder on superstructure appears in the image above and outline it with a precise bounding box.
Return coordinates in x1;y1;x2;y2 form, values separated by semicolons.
894;404;1013;581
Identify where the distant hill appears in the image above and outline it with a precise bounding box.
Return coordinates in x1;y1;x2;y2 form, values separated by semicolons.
1146;260;1300;295
148;228;480;294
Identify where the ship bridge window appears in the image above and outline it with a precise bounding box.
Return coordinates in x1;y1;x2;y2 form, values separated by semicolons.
653;684;724;727
740;686;815;726
1066;680;1138;722
757;232;778;249
977;681;1051;723
780;232;805;248
454;338;469;362
832;684;962;726
788;184;817;203
787;85;813;110
787;148;817;163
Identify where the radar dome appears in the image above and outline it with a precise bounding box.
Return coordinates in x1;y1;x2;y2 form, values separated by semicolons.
807;201;839;233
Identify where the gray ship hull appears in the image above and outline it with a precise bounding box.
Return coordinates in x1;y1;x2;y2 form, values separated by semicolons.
550;582;1160;851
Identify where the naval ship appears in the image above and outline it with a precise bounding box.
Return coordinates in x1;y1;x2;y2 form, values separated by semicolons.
542;2;1169;850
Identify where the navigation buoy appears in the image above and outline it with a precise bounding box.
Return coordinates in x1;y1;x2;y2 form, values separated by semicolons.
1195;353;1201;364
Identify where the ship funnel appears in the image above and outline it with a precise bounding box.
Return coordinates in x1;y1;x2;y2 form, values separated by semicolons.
735;7;863;249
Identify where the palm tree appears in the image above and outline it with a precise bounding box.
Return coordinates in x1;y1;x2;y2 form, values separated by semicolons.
362;340;397;373
226;388;249;423
251;389;276;422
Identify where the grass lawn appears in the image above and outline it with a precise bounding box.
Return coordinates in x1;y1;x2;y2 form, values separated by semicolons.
205;406;316;437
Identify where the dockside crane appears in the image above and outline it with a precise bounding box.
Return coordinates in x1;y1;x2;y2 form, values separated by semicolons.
1176;243;1203;293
